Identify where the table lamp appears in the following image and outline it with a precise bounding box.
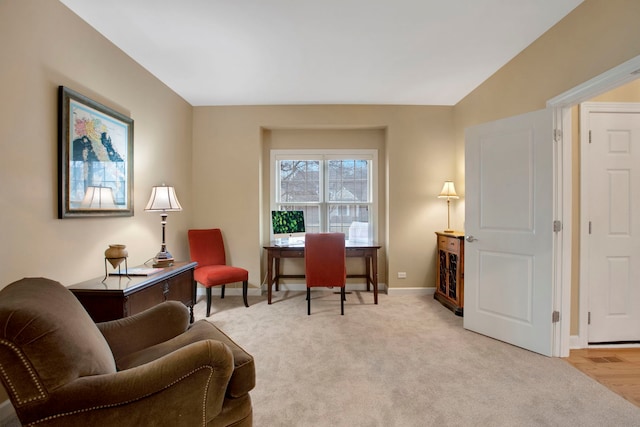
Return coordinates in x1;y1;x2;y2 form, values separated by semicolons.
145;184;182;267
438;181;459;233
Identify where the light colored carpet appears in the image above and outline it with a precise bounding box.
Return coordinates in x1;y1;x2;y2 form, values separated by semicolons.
197;290;640;427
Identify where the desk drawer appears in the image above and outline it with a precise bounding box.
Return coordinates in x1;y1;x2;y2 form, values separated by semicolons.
346;248;365;257
165;270;194;305
280;249;305;258
127;284;165;316
127;271;193;316
439;236;460;252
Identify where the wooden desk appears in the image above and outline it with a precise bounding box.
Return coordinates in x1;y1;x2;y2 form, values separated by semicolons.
68;261;197;323
263;241;381;305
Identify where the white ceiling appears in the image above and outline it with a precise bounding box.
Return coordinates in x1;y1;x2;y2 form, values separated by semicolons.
59;0;583;106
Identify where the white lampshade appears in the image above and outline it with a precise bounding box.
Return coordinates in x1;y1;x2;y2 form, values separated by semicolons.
145;185;182;212
438;181;459;199
81;186;116;209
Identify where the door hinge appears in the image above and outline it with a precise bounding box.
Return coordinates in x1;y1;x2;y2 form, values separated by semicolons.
552;311;560;323
588;311;591;325
589;130;592;144
553;220;562;232
554;129;562;142
589;221;592;234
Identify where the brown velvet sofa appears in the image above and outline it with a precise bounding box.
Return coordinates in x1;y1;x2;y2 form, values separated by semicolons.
0;277;255;426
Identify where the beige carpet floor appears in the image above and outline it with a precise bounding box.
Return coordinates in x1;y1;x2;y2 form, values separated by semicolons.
196;290;640;427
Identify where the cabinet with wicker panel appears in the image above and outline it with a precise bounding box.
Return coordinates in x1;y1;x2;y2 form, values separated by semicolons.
434;232;464;316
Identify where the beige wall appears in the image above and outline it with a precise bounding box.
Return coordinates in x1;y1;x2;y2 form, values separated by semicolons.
0;0;193;288
262;128;387;280
454;0;640;189
192;105;455;292
453;0;640;335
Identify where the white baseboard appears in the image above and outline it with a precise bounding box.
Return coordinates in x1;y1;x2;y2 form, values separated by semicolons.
196;287;262;297
569;335;581;349
568;335;640;350
387;287;435;296
196;284;437;297
198;283;388;296
258;282;387;292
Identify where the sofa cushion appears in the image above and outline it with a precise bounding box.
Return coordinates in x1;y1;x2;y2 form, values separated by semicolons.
117;320;255;398
0;278;116;401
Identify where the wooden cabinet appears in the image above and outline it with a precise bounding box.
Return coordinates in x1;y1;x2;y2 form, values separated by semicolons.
68;261;197;323
434;232;464;316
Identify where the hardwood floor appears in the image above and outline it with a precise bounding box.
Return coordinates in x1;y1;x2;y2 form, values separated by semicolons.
566;348;640;407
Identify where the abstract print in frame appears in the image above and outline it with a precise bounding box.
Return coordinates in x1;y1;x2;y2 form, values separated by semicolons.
58;86;133;218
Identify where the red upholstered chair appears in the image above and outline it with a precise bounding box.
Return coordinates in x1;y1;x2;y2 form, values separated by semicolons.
305;232;347;315
188;229;249;317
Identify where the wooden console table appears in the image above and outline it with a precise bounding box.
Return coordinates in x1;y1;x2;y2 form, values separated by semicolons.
68;261;197;323
263;241;381;305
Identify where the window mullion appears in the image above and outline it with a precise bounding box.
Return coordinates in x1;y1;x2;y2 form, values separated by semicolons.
320;158;327;232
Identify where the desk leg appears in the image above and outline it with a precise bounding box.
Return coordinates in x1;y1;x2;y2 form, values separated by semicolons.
190;277;196;323
267;252;274;304
275;258;280;292
372;252;378;305
365;257;371;292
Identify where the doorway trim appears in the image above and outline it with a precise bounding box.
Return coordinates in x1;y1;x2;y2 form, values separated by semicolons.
547;54;640;356
579;101;640;346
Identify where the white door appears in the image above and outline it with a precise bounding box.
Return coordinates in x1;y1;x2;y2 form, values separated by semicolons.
464;109;556;357
583;103;640;343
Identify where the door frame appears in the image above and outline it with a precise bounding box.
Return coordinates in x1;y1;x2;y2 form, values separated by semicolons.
547;54;640;356
579;101;640;346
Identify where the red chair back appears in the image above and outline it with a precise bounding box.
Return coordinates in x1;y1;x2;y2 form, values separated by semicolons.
188;229;226;267
305;233;346;288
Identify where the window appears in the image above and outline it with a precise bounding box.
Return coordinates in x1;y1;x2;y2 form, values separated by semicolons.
271;149;377;241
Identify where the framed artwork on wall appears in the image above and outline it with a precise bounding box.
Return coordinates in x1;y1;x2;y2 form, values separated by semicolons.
58;86;134;218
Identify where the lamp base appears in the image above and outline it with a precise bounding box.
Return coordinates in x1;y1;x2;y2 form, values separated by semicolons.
153;258;174;268
443;229;455;234
153;250;174;268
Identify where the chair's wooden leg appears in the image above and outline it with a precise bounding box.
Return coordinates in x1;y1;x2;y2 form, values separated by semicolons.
221;284;225;299
307;288;311;315
341;287;345;315
243;280;249;307
206;287;212;317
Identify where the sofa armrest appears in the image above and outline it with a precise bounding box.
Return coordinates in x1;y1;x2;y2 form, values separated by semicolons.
19;339;234;426
97;301;190;361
